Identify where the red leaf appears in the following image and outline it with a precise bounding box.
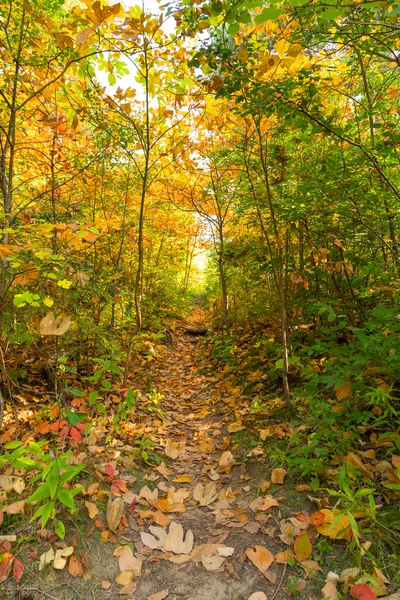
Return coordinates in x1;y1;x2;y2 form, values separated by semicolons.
104;464;115;479
13;559;24;583
350;585;377;600
76;422;86;431
70;427;82;442
309;510;325;526
294;529;312;561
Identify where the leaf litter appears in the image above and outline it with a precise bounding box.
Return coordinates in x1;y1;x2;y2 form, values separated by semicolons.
0;308;395;599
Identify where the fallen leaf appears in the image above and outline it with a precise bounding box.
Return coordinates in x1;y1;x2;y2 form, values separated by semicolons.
140;526;167;550
0;552;13;583
119;581;137;595
117;546;142;576
4;500;25;515
201;555;225;571
294;529;312;561
152;499;186;513
316;508;352;540
13;559;24;583
309;510;325;526
227;421;245;433
173;475;191;483
275;549;294;563
115;570;134;586
245;545;275;576
350;583;376;600
248;594;268;600
165;441;181;460
147;590;169;600
193;482;218;506
271;468;287;484
107;497;124;532
85;501;99;519
39;548;56;571
53;546;74;570
102;580;112;590
163;522;194;555
140;485;159;504
68;555;83;577
217;451;235;474
300;559;322;578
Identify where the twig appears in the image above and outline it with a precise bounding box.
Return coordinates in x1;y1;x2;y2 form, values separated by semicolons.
271;563;288;600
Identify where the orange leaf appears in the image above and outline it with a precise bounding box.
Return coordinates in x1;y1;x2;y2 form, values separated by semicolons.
309;511;325;526
334;379;352;401
245;545;274;576
68;555;83;577
294;529;312;561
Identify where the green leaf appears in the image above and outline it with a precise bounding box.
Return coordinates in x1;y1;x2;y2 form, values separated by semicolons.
89;390;99;405
319;8;344;20
55;520;65;539
31;501;54;527
5;441;23;449
96;402;106;414
27;483;51;503
57;487;76;511
254;6;284;23
66;411;88;425
67;388;86;397
236;11;252;23
275;358;284;369
294;529;312;560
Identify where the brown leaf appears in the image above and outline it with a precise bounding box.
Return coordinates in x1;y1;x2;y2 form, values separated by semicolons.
116;546;142;576
275;549;294;563
271;468;287;484
248;594;268;600
85;501;99;519
102;580;112;590
217;451;235;474
4;500;25;515
39;312;71;336
106;497;124;532
147;590;169;600
245;545;275;576
193;482;218;506
201;555;226;571
140;485;159;504
165;441;181;459
163;522;194;555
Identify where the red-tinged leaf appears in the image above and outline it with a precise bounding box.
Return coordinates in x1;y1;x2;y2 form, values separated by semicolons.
13;559;24;583
113;479;129;494
294;529;312;561
70;427;82;442
292;511;309;523
60;427;69;442
0;552;13;583
309;511;325;526
68;555;83;577
0;541;11;553
350;584;377;600
104;464;115;479
76;422;86;431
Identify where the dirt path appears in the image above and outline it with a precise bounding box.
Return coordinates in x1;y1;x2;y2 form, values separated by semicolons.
120;309;297;600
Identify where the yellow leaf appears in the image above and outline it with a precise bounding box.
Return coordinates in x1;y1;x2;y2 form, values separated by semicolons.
334;379;352;401
315;508;352;540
